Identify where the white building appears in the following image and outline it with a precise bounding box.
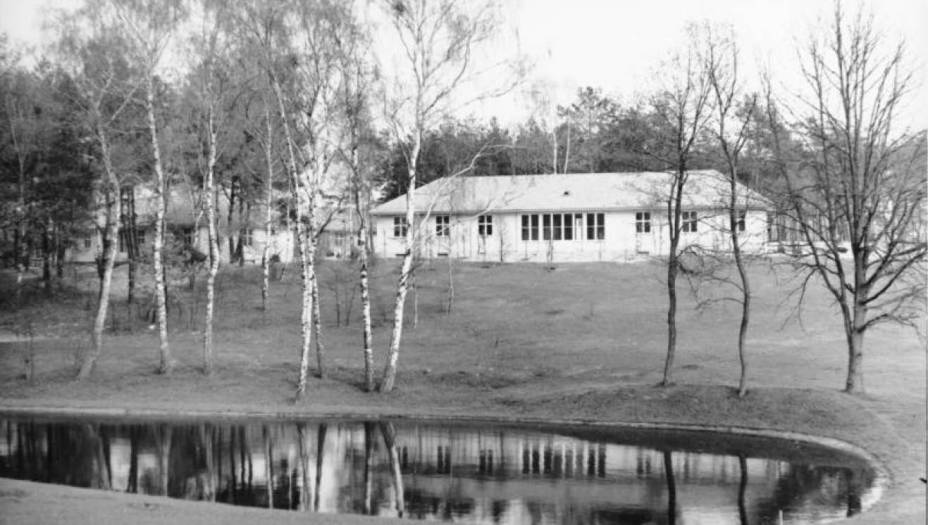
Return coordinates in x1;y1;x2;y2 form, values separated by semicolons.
370;170;771;263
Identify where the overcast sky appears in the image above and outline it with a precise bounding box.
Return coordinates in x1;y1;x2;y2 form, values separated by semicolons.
2;0;926;130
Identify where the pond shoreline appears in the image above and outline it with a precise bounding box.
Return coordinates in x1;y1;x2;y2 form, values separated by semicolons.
0;385;911;525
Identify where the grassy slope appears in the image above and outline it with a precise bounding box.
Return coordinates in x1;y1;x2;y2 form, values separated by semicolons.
0;259;925;524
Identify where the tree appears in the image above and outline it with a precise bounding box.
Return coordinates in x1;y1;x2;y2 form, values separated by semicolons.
54;3;141;379
767;3;926;393
648;25;713;387
556;87;618;173
112;0;186;375
379;0;520;392
184;0;238;375
1;59;94;300
702;24;758;397
334;9;381;392
236;0;350;397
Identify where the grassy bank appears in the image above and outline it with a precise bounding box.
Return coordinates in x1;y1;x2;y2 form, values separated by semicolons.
0;259;925;524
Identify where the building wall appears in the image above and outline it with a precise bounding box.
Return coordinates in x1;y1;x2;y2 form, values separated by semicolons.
66;226;296;265
373;209;769;263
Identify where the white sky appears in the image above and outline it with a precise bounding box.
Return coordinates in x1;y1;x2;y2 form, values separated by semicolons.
2;0;926;130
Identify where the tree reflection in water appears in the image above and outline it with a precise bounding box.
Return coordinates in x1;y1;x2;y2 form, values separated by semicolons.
0;418;875;525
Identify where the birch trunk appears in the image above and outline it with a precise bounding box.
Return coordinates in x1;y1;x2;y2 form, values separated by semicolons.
270;75;317;399
379;132;420;392
261;103;274;311
354;165;375;392
146;75;173;375
294;184;315;398
311;266;325;378
78;127;120;380
203;109;220;376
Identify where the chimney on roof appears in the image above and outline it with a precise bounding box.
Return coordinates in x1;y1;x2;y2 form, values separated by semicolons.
563;190;570;196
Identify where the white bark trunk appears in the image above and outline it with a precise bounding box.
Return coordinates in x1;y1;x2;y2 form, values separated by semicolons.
380;132;420;392
146;76;173;375
311;264;325;378
355;171;375;392
203;110;219;376
78;128;120;380
271;74;317;399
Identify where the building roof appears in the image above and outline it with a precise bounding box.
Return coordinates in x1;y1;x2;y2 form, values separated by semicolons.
371;170;772;216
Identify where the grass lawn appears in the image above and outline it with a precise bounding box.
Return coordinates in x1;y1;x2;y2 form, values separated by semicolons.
0;258;925;524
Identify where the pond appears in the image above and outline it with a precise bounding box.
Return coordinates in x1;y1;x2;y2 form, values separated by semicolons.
0;415;879;525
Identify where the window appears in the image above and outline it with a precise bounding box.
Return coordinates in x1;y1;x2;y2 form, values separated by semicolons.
242;228;253;247
734;210;746;232
478;215;493;236
586;213;605;240
435;215;450;237
181;227;193;246
521;214;540;241
635;212;651;233
136;229;146;248
682;211;698;233
118;229;127;253
84;237;92;249
393;216;408;237
523;213;583;241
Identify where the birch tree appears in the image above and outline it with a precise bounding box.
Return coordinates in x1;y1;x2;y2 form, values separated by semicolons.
236;0;348;397
112;0;185;375
185;0;237;375
768;3;926;393
335;12;379;391
55;6;139;379
379;0;520;392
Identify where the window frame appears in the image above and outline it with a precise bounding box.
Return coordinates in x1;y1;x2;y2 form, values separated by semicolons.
682;211;698;233
435;215;450;237
393;216;408;238
586;212;605;240
635;211;651;233
478;215;493;236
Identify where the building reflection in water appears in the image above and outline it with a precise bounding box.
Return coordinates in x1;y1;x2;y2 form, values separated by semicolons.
0;418;875;525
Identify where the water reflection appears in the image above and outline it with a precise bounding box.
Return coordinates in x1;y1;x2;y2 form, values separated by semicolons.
0;417;875;525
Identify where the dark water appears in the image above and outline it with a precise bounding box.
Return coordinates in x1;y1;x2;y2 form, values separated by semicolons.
0;416;878;525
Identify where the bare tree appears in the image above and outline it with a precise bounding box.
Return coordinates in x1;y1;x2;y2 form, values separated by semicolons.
258;97;278;312
379;0;521;392
55;4;139;379
648;26;713;386
112;0;185;375
185;0;239;375
236;1;349;397
334;13;379;391
767;3;926;393
702;24;758;397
